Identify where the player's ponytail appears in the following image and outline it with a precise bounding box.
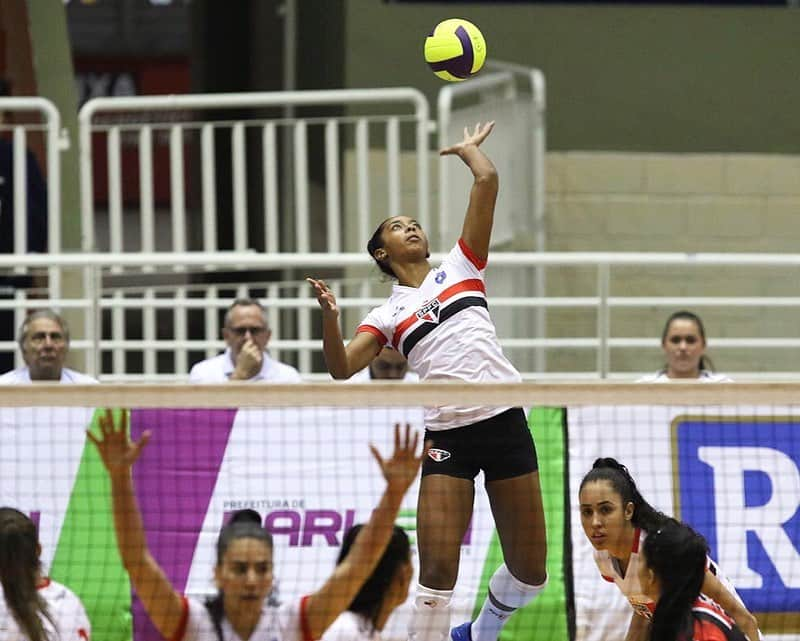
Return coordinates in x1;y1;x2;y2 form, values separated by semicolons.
205;509;273;641
580;458;669;533
336;524;411;631
643;519;707;641
0;507;54;641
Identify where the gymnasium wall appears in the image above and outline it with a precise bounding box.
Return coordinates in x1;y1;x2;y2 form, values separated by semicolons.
343;1;800;153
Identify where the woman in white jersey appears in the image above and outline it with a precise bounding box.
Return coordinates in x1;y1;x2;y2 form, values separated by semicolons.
637;311;731;382
578;458;758;641
89;410;425;641
639;519;747;641
322;524;412;641
0;507;91;641
308;122;548;641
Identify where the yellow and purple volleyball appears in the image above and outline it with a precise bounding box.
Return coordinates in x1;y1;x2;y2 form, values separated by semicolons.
424;18;486;82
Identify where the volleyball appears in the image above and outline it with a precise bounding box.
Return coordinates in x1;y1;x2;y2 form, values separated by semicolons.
424;18;486;82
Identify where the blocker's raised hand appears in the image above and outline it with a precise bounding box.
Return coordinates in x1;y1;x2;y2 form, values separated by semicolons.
87;409;151;477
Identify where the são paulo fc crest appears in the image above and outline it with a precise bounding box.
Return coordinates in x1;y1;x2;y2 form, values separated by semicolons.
428;448;451;462
415;299;441;323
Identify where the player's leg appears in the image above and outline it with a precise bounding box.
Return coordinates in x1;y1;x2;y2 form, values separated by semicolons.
453;409;547;641
410;473;475;641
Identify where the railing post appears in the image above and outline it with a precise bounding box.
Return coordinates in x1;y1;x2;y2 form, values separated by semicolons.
597;263;610;379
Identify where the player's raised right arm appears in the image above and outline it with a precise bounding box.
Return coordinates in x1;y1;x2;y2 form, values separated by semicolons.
307;278;380;378
88;410;185;641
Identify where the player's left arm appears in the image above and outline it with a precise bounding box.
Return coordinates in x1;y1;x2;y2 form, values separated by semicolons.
701;572;759;641
440;121;498;262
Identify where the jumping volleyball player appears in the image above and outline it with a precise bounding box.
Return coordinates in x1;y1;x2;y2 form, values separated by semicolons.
0;507;91;641
578;458;759;641
308;121;547;641
89;410;426;641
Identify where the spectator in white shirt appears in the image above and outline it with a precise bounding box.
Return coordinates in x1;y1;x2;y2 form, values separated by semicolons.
349;347;418;382
189;298;301;383
637;310;731;383
0;309;97;384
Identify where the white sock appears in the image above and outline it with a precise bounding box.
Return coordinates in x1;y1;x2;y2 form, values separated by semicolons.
408;584;453;641
470;565;547;641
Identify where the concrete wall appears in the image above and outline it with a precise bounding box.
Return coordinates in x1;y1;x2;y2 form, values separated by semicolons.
545;152;800;375
343;0;800;153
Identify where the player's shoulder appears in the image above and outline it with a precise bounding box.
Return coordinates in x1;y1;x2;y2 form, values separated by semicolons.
40;579;87;611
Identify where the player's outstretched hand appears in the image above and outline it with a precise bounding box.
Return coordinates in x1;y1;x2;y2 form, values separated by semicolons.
369;423;429;494
87;409;151;478
439;121;495;156
306;277;339;317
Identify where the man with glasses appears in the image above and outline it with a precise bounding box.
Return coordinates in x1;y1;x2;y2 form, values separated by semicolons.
189;298;301;383
0;309;96;383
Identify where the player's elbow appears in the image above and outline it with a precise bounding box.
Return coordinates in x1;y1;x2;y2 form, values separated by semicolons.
475;168;498;185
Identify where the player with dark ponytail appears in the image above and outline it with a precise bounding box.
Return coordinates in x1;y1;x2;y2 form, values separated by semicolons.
0;507;90;641
578;458;759;641
322;525;412;641
639;519;746;641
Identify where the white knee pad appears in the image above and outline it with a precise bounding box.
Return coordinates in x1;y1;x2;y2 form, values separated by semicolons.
409;584;453;641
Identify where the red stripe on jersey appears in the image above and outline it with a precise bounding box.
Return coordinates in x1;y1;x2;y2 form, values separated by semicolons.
392;278;487;347
78;629;89;640
459;238;487;270
601;574;616;583
300;595;313;641
170;596;190;641
632;528;641;553
694;617;733;641
356;324;388;346
36;577;52;590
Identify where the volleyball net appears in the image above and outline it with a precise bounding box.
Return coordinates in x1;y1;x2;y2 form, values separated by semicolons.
1;382;798;641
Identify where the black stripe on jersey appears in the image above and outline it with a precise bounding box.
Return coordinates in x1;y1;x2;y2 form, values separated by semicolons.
401;296;488;357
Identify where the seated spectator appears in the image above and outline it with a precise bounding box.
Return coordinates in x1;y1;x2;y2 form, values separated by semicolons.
189;298;301;382
348;347;418;382
0;309;96;383
637;311;731;382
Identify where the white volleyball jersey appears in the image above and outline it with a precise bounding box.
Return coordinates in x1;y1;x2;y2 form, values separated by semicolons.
594;528;655;620
173;595;309;641
356;239;521;431
0;578;91;641
321;611;381;641
594;529;740;621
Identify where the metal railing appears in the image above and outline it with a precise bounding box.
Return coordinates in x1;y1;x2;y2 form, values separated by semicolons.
3;251;800;381
0;97;65;343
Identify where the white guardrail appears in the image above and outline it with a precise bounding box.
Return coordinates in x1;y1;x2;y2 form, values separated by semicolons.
2;251;800;381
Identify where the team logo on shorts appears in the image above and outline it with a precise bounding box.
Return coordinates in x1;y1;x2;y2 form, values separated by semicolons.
428;448;451;462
